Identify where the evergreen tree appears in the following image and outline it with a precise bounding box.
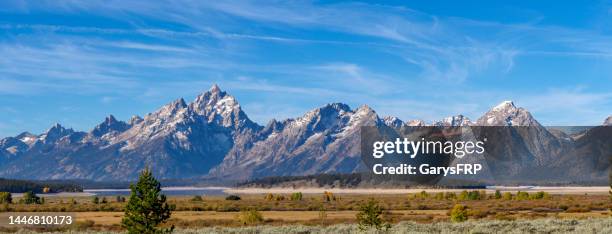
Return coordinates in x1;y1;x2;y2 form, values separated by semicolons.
121;168;173;234
356;199;390;231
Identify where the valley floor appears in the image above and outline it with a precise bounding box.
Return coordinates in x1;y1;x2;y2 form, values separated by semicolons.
1;192;610;233
7;218;612;233
225;186;610;195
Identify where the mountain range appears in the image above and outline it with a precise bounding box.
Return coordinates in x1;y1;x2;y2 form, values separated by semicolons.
0;85;610;183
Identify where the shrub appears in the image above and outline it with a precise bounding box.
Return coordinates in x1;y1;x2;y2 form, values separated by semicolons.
226;195;241;201
290;192;303;201
356;199;390;231
435;192;444;200
323;191;336;202
458;191;469;200
237;209;263;225
23;191;41;204
502;192;513;200
445;192;456;200
458;190;482;200
191;195;203;202
417;190;429;199
468;191;482;200
479;190;487;200
0;192;12;204
494;190;502;199
275;195;285;201
92;196;99;204
264;193;274;201
101;197;107;204
516;191;530;200
450;204;468;222
530;191;550;200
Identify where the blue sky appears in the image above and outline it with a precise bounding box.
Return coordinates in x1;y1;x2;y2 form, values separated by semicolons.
1;1;611;137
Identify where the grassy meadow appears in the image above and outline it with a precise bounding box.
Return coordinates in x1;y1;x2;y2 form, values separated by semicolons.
0;191;610;233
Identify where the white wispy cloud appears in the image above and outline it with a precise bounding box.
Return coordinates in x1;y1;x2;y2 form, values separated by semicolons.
0;0;611;132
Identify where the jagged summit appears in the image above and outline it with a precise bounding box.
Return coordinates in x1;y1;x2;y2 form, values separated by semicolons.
476;101;540;126
128;115;143;125
191;85;257;130
39;123;74;143
210;83;221;93
383;116;403;128
91;115;129;137
406;119;426;126
2;85;604;182
434;114;472;127
492;100;516;111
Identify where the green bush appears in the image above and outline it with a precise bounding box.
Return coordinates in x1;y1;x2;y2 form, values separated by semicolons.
237;209;263;225
458;191;469;200
450;204;468;222
468;191;482;200
502;192;513;200
226;195;241;201
516;191;530;200
0;192;12;204
356;199;390;231
92;196;99;204
23;191;41;204
494;190;502;199
458;190;483;200
417;190;429;199
290;192;303;201
530;191;550;200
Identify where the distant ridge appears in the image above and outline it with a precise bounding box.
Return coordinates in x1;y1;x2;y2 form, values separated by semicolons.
0;85;609;183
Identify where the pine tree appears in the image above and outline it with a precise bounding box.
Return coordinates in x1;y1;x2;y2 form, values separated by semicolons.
121;168;174;234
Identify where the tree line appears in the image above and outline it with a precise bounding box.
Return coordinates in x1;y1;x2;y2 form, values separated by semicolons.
0;178;83;193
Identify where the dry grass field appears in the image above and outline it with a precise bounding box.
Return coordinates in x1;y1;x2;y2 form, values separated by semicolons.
0;191;610;232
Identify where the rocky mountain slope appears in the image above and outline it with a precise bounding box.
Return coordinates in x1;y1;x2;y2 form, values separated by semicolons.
0;86;609;183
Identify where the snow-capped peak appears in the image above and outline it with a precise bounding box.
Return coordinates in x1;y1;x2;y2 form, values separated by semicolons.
477;101;540;126
492;100;516;112
434;115;472;126
190;85;258;130
383;116;403;128
39;123;74;143
406;119;426;126
16;132;37;145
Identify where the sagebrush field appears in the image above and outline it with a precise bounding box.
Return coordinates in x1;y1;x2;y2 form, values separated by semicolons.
1;190;610;233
